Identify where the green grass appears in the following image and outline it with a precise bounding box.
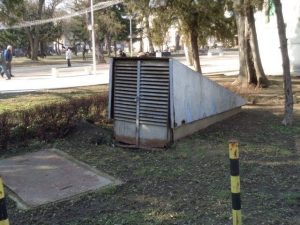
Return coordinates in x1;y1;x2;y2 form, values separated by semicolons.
13;54;93;66
98;186;118;196
269;123;300;134
283;192;300;206
133;164;186;178
214;189;231;200
13;53;112;67
2;74;300;224
0;85;108;113
6;109;300;225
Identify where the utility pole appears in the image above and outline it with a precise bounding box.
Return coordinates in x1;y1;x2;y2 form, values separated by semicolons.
129;15;133;57
91;0;96;74
122;14;134;57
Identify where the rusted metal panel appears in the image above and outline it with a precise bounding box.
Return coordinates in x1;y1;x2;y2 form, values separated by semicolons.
139;138;170;148
114;120;136;144
139;124;170;148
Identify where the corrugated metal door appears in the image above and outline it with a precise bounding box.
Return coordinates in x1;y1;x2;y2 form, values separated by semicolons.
113;59;170;148
138;60;170;147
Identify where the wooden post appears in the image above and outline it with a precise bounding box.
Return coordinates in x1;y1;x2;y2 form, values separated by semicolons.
229;140;242;225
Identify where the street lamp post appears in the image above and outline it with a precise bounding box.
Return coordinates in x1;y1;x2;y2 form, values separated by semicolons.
122;15;134;57
90;0;96;74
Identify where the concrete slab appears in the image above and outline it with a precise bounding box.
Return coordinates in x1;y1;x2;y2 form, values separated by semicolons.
0;149;120;209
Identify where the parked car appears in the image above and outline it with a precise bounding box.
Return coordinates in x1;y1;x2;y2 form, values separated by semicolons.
207;47;224;56
13;48;25;57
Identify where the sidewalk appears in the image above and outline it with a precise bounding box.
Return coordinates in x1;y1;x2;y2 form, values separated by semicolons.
0;63;110;93
0;54;240;94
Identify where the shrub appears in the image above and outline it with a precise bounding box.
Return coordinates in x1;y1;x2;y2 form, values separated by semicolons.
0;112;10;150
0;93;108;150
11;110;32;145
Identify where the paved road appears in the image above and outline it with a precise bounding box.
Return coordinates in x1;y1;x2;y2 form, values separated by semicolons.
0;52;239;93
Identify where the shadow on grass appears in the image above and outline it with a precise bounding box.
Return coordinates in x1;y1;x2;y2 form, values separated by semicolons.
7;106;300;225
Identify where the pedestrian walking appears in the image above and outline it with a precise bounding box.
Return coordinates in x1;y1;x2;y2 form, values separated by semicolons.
0;48;5;78
82;45;87;60
3;45;13;80
66;48;72;67
118;49;126;57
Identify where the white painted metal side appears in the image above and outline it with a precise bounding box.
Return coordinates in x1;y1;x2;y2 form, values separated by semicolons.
108;58;114;120
171;59;246;128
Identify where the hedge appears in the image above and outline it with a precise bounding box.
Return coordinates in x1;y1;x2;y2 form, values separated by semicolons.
0;93;108;150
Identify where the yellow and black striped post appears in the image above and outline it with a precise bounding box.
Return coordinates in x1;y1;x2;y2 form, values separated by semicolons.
229;140;242;225
0;177;9;225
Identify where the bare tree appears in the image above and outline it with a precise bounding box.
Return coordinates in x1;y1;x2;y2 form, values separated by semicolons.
24;0;63;60
233;0;269;88
126;0;155;53
273;0;293;125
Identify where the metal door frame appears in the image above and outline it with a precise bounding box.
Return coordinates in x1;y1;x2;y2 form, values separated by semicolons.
135;60;141;147
110;58;171;148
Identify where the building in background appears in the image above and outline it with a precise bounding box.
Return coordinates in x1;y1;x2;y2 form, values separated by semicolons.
255;0;300;75
133;18;181;54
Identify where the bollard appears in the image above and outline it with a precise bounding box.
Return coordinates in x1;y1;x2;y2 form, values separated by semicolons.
229;140;242;225
0;177;9;225
84;66;92;75
51;68;57;77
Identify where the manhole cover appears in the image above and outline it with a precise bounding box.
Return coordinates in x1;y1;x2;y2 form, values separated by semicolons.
0;149;120;208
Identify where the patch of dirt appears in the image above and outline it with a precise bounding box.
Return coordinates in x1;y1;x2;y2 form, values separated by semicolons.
5;75;300;225
67;120;114;146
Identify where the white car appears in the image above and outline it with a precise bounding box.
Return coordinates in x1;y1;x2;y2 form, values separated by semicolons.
207;47;224;56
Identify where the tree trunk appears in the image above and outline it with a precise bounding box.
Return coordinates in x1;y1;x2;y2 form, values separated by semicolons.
175;34;180;51
190;29;201;73
96;40;105;63
25;27;39;60
145;15;154;52
106;35;112;57
139;27;144;52
246;4;269;87
55;39;61;55
183;38;193;66
139;37;144;52
234;4;248;87
23;0;44;61
32;27;40;60
40;41;45;56
245;17;256;84
234;0;269;88
26;46;31;58
25;28;33;57
113;41;117;56
273;0;293;125
32;41;39;60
